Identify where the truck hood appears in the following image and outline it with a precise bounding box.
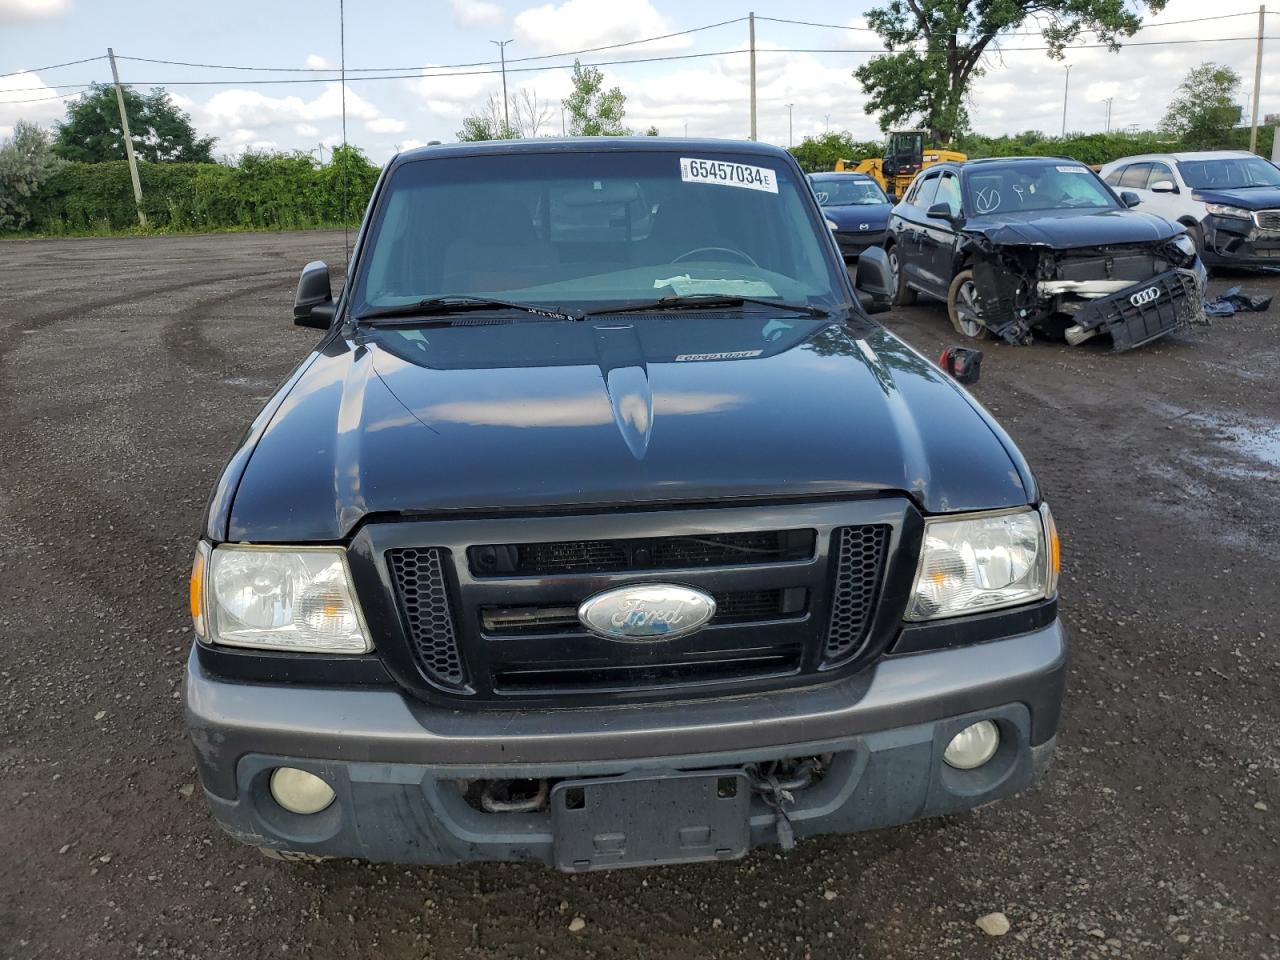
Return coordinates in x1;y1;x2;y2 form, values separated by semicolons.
1190;185;1280;210
963;208;1183;248
223;316;1032;541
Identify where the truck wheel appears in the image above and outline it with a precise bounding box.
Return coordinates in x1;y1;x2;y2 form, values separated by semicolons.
947;270;993;340
887;244;916;306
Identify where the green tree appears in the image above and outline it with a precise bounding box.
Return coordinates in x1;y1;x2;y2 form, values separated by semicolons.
457;93;517;141
855;0;1166;143
0;120;65;229
562;60;630;136
54;83;215;163
1160;62;1243;148
788;131;883;171
645;125;659;136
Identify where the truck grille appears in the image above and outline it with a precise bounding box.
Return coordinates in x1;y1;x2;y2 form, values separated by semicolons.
374;503;906;704
468;530;815;576
386;547;466;689
824;525;891;662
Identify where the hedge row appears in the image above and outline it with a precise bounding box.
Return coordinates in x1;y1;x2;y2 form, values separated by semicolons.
25;149;380;234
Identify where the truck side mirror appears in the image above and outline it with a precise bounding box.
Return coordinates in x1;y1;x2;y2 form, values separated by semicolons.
1150;180;1178;194
1120;191;1141;208
853;246;893;315
294;261;336;329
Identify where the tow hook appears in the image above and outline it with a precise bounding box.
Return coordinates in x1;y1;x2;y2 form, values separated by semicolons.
745;758;824;850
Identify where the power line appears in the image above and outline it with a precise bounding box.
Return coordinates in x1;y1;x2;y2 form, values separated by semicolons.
4;29;1272;96
757;10;1260;35
0;55;105;79
1;48;755;92
0;90;85;104
112;17;747;74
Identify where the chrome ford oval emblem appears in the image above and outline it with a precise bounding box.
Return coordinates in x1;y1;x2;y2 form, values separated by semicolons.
578;584;716;642
1130;286;1160;307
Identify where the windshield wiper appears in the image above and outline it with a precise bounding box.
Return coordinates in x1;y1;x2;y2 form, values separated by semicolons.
356;295;581;324
585;294;831;318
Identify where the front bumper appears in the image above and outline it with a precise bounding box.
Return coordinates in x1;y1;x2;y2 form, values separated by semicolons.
833;230;886;258
1066;267;1205;351
1201;214;1280;266
185;619;1066;867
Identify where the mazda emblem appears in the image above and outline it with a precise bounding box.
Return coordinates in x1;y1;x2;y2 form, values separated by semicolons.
577;584;716;642
1129;286;1160;307
859;223;870;230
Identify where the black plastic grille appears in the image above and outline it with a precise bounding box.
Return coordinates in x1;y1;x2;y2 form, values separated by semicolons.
386;547;466;688
468;530;815;576
479;588;798;637
823;525;891;663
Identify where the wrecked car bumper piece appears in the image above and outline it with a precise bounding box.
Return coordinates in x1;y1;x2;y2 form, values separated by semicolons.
1202;215;1280;266
185;620;1066;869
1065;268;1204;351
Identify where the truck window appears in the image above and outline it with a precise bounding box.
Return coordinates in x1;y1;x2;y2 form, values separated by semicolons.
353;152;846;314
1118;163;1153;189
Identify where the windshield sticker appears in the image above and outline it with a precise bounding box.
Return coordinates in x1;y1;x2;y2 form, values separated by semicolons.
654;275;779;297
1057;165;1089;174
675;350;765;362
680;158;778;194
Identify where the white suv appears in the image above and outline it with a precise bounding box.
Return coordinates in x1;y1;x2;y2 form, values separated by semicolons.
1099;150;1280;268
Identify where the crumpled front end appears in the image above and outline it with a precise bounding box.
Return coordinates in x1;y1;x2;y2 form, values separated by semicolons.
968;237;1207;350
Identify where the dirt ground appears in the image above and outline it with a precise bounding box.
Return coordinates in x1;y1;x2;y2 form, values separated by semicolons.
1;231;1276;960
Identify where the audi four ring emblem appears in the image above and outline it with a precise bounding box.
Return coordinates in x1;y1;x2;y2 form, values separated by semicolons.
1129;286;1161;307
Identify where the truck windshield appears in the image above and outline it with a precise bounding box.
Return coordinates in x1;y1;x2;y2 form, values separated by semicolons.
1178;155;1280;189
964;161;1118;215
812;178;888;206
350;150;846;316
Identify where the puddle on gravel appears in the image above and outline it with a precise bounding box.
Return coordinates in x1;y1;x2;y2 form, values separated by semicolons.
1185;411;1280;478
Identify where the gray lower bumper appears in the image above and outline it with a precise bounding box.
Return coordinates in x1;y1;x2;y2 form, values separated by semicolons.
185;620;1066;866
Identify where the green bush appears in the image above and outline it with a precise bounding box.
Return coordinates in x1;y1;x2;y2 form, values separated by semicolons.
792;127;1275;171
22;145;380;234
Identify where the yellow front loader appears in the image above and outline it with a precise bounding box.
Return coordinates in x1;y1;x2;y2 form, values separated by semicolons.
835;130;966;199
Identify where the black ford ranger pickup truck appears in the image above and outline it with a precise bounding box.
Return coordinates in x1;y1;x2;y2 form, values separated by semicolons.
185;138;1066;871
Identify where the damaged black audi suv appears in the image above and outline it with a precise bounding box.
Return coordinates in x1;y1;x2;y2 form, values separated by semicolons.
885;156;1206;350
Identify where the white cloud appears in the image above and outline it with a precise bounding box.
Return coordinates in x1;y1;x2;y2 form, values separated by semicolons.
450;0;503;28
295;123;319;136
367;116;407;134
514;0;691;55
305;53;337;70
0;0;68;22
0;71;68;137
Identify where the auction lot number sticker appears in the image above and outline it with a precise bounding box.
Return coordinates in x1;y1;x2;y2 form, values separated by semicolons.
681;158;778;194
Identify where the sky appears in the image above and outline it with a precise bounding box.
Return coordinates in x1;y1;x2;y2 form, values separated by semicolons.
0;0;1276;160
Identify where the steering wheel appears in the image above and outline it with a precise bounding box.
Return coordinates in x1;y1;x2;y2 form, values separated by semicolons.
672;246;759;267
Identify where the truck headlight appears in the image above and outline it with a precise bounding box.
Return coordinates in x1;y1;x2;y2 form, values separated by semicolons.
906;505;1059;621
202;545;372;653
1205;203;1252;221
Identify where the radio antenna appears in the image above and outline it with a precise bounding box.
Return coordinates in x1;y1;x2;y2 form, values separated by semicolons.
339;0;350;265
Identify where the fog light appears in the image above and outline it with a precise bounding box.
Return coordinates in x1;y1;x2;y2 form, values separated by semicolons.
943;721;1000;770
269;767;335;815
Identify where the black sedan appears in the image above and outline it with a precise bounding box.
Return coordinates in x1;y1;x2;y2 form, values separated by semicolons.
884;157;1206;350
809;172;892;259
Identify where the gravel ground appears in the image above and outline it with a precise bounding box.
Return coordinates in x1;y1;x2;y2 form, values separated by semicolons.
1;231;1276;960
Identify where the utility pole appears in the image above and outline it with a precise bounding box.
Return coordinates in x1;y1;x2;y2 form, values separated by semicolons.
1250;5;1265;153
491;39;513;133
786;103;794;147
824;113;830;132
1103;97;1113;132
1061;64;1071;136
107;48;146;228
